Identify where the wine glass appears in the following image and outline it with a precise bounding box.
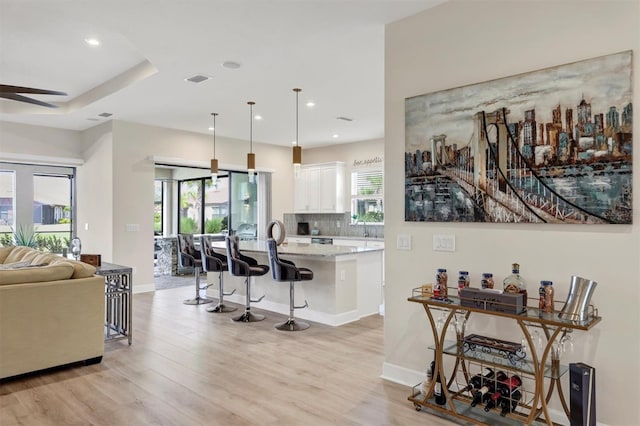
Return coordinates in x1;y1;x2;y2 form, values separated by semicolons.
560;333;574;354
70;237;81;260
435;310;447;334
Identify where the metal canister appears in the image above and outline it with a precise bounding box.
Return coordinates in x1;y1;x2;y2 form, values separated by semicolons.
481;273;494;289
436;268;448;298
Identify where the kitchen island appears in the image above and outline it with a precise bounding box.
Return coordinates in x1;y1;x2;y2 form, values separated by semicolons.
208;240;383;326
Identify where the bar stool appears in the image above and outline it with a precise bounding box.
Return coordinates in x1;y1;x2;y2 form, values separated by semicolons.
178;234;213;305
200;236;237;313
266;238;312;331
225;235;269;322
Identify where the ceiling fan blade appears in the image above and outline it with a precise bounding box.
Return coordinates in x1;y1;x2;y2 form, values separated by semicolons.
0;84;67;96
0;93;60;108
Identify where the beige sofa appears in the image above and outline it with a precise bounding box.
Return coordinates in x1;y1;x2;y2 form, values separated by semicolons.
0;246;105;379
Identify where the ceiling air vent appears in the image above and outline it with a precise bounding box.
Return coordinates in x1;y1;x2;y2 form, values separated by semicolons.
184;74;211;83
98;112;113;118
336;116;354;122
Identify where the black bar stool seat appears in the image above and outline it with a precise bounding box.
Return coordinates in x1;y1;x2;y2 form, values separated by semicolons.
266;238;312;331
225;236;269;322
178;234;213;305
200;236;237;313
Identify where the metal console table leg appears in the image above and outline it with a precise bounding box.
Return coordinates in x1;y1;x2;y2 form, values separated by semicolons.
96;262;133;345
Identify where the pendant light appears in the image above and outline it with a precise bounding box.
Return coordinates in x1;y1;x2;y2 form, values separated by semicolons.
292;88;302;177
247;101;256;183
210;112;219;184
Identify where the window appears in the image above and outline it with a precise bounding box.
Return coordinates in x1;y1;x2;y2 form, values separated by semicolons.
0;162;75;253
351;169;383;224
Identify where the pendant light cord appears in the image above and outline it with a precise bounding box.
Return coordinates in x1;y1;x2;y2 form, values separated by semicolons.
211;112;217;158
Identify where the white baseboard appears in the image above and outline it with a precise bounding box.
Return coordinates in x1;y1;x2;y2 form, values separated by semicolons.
218;292;360;327
380;361;609;426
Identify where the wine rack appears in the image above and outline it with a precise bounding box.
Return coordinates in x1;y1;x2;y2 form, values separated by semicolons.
407;288;601;425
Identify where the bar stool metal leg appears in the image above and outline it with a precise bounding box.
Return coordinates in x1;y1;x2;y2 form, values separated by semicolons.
232;276;265;322
207;271;237;313
184;267;214;305
275;281;309;331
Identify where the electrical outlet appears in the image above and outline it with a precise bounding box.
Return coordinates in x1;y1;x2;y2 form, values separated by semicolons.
340;270;346;281
336;221;341;228
433;234;455;252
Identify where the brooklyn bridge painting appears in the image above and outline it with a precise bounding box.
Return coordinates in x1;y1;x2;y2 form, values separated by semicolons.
405;51;632;224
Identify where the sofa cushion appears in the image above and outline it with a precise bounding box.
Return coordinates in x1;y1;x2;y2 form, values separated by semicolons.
0;247;12;264
68;260;97;279
0;247;97;279
0;262;75;285
3;246;42;264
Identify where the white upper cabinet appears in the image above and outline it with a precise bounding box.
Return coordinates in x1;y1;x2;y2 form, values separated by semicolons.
294;162;345;213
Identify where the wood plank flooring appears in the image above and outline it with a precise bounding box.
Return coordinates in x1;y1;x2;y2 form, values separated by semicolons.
0;286;456;426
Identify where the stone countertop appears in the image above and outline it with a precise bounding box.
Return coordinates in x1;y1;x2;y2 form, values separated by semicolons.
212;240;382;257
287;234;384;242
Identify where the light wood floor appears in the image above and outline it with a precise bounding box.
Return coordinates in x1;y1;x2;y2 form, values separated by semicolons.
0;286;456;426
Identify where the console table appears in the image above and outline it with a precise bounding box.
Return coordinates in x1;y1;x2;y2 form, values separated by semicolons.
95;262;132;345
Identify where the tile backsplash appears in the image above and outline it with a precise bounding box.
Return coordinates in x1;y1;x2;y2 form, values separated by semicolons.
283;213;383;239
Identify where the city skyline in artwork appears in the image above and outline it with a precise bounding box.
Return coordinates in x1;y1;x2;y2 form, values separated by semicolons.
404;51;633;224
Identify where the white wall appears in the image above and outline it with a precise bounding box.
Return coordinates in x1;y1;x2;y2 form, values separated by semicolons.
384;1;639;425
0;121;82;164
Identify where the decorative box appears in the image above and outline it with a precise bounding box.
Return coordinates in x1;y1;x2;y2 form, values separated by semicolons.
463;334;527;366
459;287;525;314
80;254;101;267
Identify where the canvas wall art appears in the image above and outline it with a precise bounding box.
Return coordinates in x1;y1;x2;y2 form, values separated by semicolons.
405;51;633;224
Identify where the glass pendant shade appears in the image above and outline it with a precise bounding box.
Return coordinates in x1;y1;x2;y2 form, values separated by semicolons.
292;145;302;177
247;152;255;182
210;158;218;183
210;112;219;184
247;101;256;183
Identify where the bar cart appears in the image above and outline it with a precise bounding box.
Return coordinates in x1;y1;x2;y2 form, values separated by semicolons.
408;288;601;425
95;262;133;345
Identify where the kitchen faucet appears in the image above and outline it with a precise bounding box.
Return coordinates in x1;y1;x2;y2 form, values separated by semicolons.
352;214;369;238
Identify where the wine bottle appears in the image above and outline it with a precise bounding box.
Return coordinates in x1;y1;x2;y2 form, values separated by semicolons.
433;363;446;405
471;371;507;407
500;388;522;417
461;368;494;394
421;361;435;396
485;374;522;412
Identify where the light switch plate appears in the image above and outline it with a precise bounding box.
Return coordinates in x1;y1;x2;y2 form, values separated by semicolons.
433;234;455;252
397;234;411;250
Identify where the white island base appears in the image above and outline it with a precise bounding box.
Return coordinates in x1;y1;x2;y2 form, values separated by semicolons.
207;242;383;326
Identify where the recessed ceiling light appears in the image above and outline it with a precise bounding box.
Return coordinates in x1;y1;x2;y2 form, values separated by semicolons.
254;115;262;120
332;134;340;139
306;101;315;107
222;61;241;69
291;141;297;145
84;38;101;46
